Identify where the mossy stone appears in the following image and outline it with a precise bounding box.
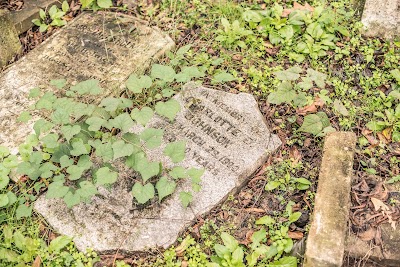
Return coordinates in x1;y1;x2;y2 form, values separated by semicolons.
0;9;22;68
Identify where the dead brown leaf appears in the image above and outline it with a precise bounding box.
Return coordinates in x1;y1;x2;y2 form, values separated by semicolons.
357;227;376;241
371;197;390;212
289;146;302;164
32;256;41;267
288;231;304;240
296;97;324;115
245;208;265;213
361;129;379;146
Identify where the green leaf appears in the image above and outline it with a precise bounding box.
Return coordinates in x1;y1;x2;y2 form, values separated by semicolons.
265;180;281;191
63;191;81;208
41;133;59;148
95;167;118;186
289;212;302;223
387;175;400;184
70;139;90;156
333;99;349;116
164;141;186;163
273;66;302;81
112;140;134;160
132;182;155;204
46;181;70;199
17;111;32;122
66;165;86;180
390;69;400;83
0;175;9;191
221;232;238;252
140;128;164;148
151;64;176;82
52;108;70;125
76;181;98;199
256;215;275;226
61;125;81;142
212;72;236;83
0;146;10;159
169;166;187;179
86;117;106;132
28;87;41;98
94;142;113;161
156;176;176;202
70;79;102;95
298;114;323;135
100;97;122;113
131;107;154;126
13;231;26;250
267;256;297;267
0;194;9;207
179;191;193;207
155;99;181;122
97;0;112;8
33;119;54;137
267;82;296;105
109;113;134;133
126;74;152;93
135;157;161;182
50;79;67;89
16;204;32;219
175;66;205;83
231;246;244;264
62;1;69;12
366;121;386;132
49;236;72;253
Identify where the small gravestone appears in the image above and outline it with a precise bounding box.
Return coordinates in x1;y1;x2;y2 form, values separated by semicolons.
361;0;400;38
0;12;174;151
0;9;22;67
34;83;281;252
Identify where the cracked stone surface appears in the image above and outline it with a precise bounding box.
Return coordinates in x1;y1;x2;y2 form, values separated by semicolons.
0;9;22;67
361;0;400;38
34;83;282;253
0;12;174;152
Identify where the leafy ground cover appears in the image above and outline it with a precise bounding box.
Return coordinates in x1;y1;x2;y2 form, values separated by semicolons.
1;0;400;266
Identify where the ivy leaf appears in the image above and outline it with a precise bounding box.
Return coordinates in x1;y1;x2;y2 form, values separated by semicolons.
97;0;112;8
33;119;54;137
94;142;113;162
52;108;70;125
151;64;176;82
126;74;152;93
46;181;70;199
48;236;72;253
187;168;205;183
17;111;32;123
77;155;92;170
76;181;98;199
169;166;187;179
85;117;106;132
109;113;134;133
131;182;155;204
70;139;90;156
16;204;32;219
41;134;59;149
0;194;9;207
63;191;81;208
179;191;193;207
100;97;121;113
175;66;205;83
61;125;81;142
95;167;118;186
212;72;236;83
140;128;164;148
273;66;302;81
298;114;323;135
50;79;67;89
66;165;86;180
306;68;326;88
164;141;186;163
136;157;161;182
112;140;134;160
131;107;153;126
155;99;181;122
267;82;296;105
70;79;102;95
156;176;176;202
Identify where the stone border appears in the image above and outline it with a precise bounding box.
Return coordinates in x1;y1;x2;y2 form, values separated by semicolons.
303;132;356;267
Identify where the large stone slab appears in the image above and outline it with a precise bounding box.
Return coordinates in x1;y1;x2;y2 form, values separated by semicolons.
34;83;282;252
361;0;400;38
304;132;356;267
0;12;174;151
0;9;22;67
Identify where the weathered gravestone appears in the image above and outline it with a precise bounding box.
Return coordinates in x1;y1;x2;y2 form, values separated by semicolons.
34;82;282;252
0;9;22;67
361;0;400;38
0;12;174;152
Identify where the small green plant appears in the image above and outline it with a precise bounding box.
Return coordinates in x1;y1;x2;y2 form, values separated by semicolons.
80;0;113;10
366;104;400;142
216;18;253;49
32;1;69;32
210;232;245;267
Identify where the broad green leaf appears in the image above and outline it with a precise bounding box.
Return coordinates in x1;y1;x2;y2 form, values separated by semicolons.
17;111;32;122
175;66;205;82
132;182;155;204
289;212;302;223
298;114;323;135
140;128;164;148
49;236;72;253
131;107;153;126
391;69;400;83
13;231;26;250
112;140;134;160
0;194;9;207
279;25;294;40
61;125;81;142
39;162;58;178
0;175;9;191
70;79;102;95
16;204;32;219
366;121;386;132
86;117;106;132
125;152;145;170
151;64;176;82
307;68;326;88
77;155;92;169
267;82;296;105
273;66;302;81
95;167;118;186
100;97;122;112
76;181;98;199
333;99;349;116
66;165;86;180
126;74;152;93
28;88;41;98
164;141;186;163
3;155;18;169
63;191;81;208
46;181;70;199
169;166;187;179
50;79;67;89
156;176;176;202
265;180;280;191
267;256;297;267
51;108;70;125
41;133;59;148
231;246;244;264
97;0;112;8
5;191;17;207
135;157;161;182
256;215;275;226
221;232;238;252
94;142;113;161
109;113;134;133
155;99;181;122
70;139;90;156
33;119;54;137
35;92;56;110
0;146;10;159
214;244;230;258
212;72;236;83
179;191;193;207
